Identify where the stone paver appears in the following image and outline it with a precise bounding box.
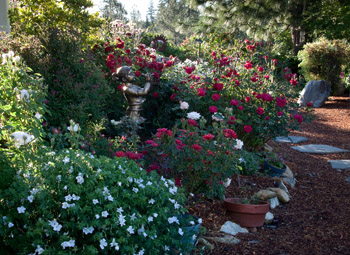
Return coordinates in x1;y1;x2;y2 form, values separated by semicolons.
328;160;350;170
291;144;350;154
274;136;308;144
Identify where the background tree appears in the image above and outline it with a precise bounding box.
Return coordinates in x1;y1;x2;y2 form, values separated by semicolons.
147;0;156;26
8;0;102;41
192;0;350;54
101;0;128;22
155;0;199;43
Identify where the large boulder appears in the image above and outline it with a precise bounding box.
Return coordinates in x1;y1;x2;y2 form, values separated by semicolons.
298;80;331;107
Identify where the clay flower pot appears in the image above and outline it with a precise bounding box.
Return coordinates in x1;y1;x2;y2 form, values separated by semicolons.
224;198;270;227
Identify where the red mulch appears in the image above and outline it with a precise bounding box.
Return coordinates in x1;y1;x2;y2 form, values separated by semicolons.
190;96;350;255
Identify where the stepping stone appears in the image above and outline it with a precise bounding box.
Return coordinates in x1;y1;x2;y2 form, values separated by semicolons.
274;136;308;144
291;144;350;154
328;160;350;170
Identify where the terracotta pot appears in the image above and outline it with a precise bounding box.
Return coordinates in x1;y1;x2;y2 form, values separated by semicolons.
224;198;270;227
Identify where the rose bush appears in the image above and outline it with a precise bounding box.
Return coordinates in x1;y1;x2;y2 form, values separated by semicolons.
141;111;244;199
0;149;191;254
163;35;310;150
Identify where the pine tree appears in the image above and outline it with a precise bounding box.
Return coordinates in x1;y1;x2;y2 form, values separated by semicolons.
155;0;199;43
147;0;156;25
101;0;128;22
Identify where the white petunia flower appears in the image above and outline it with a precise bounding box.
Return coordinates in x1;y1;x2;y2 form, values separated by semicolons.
102;211;109;218
35;245;44;254
149;199;155;204
127;226;135;234
99;238;107;250
117;207;123;213
61;239;75;249
178;228;184;236
153;213;158;218
148;216;153;222
35;112;41;120
168;216;179;225
110;238;119;250
57;175;62;182
198;218;202;224
132;187;139;193
92;199;99;205
49;219;62;232
130;213;136;221
71;194;80;201
8;222;14;228
187;111;201;120
76;173;84;184
118;214;126;226
164;245;170;251
174;202;180;209
10;131;34;148
17;206;26;214
180;101;189;110
62;157;70;164
20;89;30;102
13;55;20;63
65;194;72;202
169;186;177;195
107;195;114;201
27;195;34;203
190;221;195;225
83;226;94;235
95;214;100;219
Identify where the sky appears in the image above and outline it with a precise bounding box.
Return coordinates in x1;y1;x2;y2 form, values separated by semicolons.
90;0;159;21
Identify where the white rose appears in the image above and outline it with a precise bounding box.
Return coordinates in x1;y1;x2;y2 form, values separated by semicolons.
180;101;189;110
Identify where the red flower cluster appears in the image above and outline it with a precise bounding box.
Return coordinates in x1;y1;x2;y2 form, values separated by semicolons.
187;119;198;127
223;129;237;139
256;107;265;115
203;134;215;140
192;144;203;151
212;93;221;101
293;114;303;123
197;87;206;97
209;106;218;113
184;66;196;74
244;61;253;70
276;96;286;108
212;82;224;91
256;93;273;102
156;128;173;138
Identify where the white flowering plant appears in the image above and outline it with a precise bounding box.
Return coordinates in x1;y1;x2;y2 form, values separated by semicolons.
0;50;47;150
0;149;192;254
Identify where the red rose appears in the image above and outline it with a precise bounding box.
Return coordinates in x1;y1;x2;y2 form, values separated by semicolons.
223;129;237;139
231;99;239;106
152;92;159;98
238;105;244;111
187;119;198;127
244;125;253;133
197;88;206;97
170;93;176;101
212;93;221;101
257;66;264;72
251;76;257;82
115;151;125;157
276;97;286;108
135;70;141;77
209;106;218;113
203;134;215;140
277;111;283;116
192;144;202;151
293;114;303;123
213;83;224;91
245;96;251;103
244;61;253;70
265;116;270;120
228;116;235;124
290;79;298;85
256;107;264;115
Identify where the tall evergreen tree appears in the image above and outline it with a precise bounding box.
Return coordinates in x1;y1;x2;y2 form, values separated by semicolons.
147;0;156;25
155;0;200;43
101;0;128;21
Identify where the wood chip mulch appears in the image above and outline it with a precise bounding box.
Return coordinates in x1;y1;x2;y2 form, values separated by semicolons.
190;96;350;255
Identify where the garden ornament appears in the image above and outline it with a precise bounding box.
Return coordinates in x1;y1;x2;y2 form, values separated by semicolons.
113;66;153;123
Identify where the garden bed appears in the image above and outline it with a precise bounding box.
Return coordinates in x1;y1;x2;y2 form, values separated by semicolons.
191;97;350;254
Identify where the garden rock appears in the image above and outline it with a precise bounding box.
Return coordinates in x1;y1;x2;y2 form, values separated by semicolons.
267;196;280;209
205;235;241;245
265;212;274;224
197;238;215;250
297;80;331;107
328;160;350;170
277;180;289;194
254;189;277;200
282;165;295;179
220;221;249;235
291;144;349;154
274;136;308;144
267;188;290;203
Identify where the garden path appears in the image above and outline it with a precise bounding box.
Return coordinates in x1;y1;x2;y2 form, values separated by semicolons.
193;96;350;255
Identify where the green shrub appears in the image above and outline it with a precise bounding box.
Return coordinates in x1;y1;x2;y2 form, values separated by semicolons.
0;149;189;254
298;37;350;94
0;50;47;148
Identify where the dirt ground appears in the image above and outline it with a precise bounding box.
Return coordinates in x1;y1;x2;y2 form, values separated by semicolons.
191;96;350;255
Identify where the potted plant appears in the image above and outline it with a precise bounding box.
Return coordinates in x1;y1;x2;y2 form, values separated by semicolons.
224;197;270;227
262;152;286;177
